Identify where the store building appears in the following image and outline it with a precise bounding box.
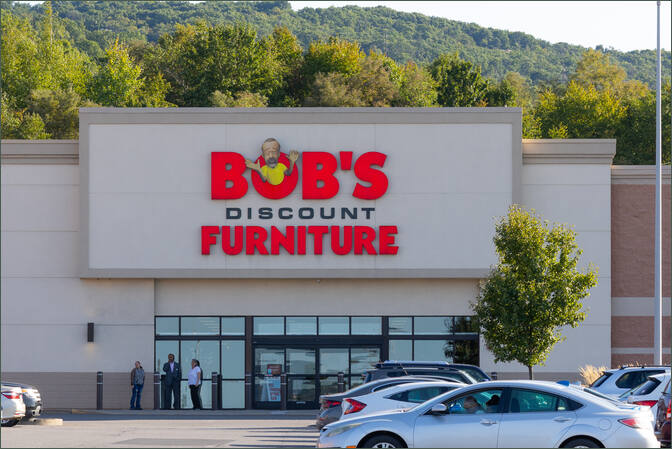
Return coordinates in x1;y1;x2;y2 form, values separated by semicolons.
1;108;669;410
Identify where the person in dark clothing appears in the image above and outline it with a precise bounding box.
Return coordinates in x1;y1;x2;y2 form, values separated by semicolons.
130;361;145;410
162;353;181;409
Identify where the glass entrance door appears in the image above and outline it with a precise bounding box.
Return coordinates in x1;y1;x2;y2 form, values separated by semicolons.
253;345;381;409
286;348;317;409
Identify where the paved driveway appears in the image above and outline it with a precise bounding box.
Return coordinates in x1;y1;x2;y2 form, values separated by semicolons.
0;412;319;448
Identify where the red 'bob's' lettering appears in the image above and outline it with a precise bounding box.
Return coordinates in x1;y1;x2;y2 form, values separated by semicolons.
353;152;388;199
211;152;248;199
302;152;339;199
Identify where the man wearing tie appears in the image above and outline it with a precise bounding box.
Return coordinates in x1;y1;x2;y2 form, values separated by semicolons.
162;353;181;409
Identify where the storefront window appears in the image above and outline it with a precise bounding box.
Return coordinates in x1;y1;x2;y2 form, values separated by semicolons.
318;317;349;335
389;317;412;335
454;316;478;334
414;339;453;362
451;340;479;365
414;317;453;335
156;317;179;336
181;380;212;409
286;317;317;335
221;317;245;336
181;317;219;336
181;340;219;377
389;339;413;360
352;317;381;335
221;340;245;379
253;317;284;335
155;340;178;372
320;348;349;374
221;380;245;408
350;347;380;374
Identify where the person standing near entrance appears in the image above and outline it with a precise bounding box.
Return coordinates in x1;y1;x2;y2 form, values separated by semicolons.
130;361;145;410
162;353;181;409
188;359;203;410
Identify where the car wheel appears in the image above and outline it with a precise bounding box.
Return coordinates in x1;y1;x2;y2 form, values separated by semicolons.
362;435;404;448
1;419;20;427
562;437;600;448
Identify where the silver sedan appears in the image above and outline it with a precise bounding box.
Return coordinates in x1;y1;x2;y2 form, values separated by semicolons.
316;380;660;448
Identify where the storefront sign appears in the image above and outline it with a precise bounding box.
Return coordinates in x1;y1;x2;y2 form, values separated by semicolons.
80;109;520;277
203;140;397;256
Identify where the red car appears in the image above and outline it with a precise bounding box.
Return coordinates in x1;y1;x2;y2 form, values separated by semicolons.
655;378;671;447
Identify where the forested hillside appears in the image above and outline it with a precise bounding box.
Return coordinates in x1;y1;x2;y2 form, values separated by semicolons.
2;1;670;165
3;0;670;87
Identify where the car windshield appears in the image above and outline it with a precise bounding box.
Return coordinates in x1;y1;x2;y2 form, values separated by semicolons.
666;380;671;395
619;378;662;398
455;367;489;382
575;386;623;404
590;372;612;388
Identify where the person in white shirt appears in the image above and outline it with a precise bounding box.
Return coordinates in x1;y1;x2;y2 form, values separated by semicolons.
188;359;203;410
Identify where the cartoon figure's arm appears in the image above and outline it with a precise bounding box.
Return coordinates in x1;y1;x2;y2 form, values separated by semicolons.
245;159;267;182
286;151;299;175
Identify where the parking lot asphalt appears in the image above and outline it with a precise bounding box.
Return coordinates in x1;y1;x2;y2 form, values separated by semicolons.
0;411;319;448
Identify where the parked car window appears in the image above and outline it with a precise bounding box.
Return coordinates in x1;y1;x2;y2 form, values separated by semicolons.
372;381;411;392
590;372;612;388
666;380;671;395
616;370;665;389
509;389;573;413
458;367;489;382
624;378;662;397
443;389;504;414
406;386;452;403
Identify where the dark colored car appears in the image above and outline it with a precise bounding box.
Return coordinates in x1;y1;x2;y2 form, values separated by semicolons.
655;379;671;447
316;376;450;429
363;361;489;384
2;382;42;420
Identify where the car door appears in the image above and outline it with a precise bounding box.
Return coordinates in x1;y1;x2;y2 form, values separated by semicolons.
497;388;578;448
413;388;504;448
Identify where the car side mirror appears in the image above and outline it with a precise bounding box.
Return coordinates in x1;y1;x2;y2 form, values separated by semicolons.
429;403;447;415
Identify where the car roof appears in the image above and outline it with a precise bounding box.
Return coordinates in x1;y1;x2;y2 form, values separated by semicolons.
376;380;465;395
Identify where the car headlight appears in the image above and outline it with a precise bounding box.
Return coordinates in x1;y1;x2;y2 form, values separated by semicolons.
325;422;362;438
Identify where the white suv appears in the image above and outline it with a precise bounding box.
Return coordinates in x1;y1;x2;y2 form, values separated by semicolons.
591;365;670;398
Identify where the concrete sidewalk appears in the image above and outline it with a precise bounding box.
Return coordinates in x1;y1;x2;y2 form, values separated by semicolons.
56;408;317;418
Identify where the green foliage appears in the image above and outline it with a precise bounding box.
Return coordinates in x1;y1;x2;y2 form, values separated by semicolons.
429;53;489;106
144;23;282;106
26;88;96;139
1;93;50;139
484;79;515;106
614;82;672;165
1;10;92;109
472;206;598;379
304;72;364;107
303;37;364;83
210;90;268;107
5;1;668;87
88;39;144;106
395;62;438;107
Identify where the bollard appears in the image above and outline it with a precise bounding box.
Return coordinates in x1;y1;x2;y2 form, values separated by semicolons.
211;372;218;410
490;371;498;380
96;371;103;410
244;373;252;409
337;372;345;393
153;372;161;410
160;374;166;409
280;373;287;410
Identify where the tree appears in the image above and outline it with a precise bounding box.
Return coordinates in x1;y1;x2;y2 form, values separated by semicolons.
1;93;50;139
302;37;364;84
210;90;268;107
88;39;171;107
472;205;598;379
428;52;489;106
264;27;304;106
145;23;282;106
25;88;98;139
394;61;437;107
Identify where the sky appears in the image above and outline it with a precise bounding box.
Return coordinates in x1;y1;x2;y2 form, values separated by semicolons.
290;1;672;52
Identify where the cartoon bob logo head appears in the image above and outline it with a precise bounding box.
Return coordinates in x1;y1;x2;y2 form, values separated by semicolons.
245;138;299;186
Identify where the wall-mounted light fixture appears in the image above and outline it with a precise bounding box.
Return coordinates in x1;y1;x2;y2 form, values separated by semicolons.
87;322;94;342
